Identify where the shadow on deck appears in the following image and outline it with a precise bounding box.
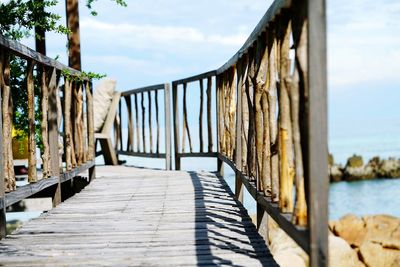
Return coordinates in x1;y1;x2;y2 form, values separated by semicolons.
0;165;277;266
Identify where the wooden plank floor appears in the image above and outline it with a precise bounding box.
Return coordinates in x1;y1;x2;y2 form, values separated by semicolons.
0;166;278;266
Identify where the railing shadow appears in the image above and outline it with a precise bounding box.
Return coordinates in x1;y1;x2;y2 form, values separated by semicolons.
188;172;278;266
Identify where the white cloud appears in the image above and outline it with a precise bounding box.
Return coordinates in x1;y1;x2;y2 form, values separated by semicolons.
327;0;400;89
81;18;247;48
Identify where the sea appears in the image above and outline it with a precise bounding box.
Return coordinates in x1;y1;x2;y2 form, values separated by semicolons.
7;116;400;224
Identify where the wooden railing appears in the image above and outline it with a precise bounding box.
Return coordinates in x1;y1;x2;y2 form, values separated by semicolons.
171;0;328;266
115;84;172;170
0;35;95;238
172;71;218;170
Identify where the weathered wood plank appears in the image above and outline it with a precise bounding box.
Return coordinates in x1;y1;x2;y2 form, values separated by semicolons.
0;166;277;266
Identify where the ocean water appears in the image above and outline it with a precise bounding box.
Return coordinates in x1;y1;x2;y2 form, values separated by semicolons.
7;117;400;224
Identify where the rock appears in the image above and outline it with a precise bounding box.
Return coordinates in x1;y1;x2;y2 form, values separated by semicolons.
364;215;400;249
331;214;400;267
347;155;364;168
330;164;343;182
268;217;309;267
343;155;375;180
368;156;381;169
329;234;365;267
378;158;400;178
332;214;366;247
359;241;400;267
273;251;307;267
344;165;375;181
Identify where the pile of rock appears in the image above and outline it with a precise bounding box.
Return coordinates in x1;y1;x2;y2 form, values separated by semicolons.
329;154;400;182
330;214;400;267
268;214;400;267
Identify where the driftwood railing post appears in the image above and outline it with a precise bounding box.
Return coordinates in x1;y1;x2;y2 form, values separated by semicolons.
86;81;95;181
172;83;180;170
307;0;328;265
235;60;244;203
164;84;172;170
0;58;5;238
0;34;96;238
48;68;62;206
216;75;224;176
116;84;171;170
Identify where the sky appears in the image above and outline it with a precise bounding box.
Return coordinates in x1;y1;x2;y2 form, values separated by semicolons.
20;0;400;160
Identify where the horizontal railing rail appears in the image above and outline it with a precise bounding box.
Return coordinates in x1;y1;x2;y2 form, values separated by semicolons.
0;35;95;238
170;0;328;266
116;84;172;170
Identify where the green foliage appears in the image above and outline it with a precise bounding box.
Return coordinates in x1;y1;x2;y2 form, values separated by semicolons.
1;0;124;152
86;0;127;16
62;69;106;82
0;0;69;40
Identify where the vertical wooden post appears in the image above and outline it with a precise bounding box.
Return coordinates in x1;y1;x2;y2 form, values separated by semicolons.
141;92;146;153
41;67;50;178
48;68;61;206
1;51;15;192
215;75;224;176
134;93;140;152
235;62;244;203
155;90;160;154
257;200;269;244
0;52;6;238
27;60;38;183
206;77;213;152
307;0;328;266
66;0;82;70
87;81;95;181
125;95;133;152
164;84;172;170
148;91;153;153
199;79;204;153
172;83;180;170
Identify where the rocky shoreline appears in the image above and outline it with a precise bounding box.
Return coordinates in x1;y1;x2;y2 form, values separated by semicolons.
329;154;400;182
267;214;400;267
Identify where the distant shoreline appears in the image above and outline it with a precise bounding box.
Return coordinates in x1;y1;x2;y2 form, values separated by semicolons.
329;154;400;182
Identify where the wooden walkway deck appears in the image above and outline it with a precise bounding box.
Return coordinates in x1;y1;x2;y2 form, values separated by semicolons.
0;166;277;266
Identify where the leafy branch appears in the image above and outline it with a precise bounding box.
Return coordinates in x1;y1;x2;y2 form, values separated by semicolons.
62;69;106;82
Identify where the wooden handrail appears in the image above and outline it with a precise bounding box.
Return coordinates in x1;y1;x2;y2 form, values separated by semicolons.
117;84;172;170
0;35;95;238
170;0;328;266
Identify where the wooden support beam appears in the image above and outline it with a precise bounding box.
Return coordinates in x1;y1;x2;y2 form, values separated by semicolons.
0;50;6;239
307;0;328;266
133;94;140;152
148;91;153;153
164;84;172;170
48;68;61;206
206;77;213;152
155;90;159;154
41;67;50;179
216;75;224;176
172;84;180;170
1;51;15;192
27;60;38;183
199;79;204;153
235;60;244;203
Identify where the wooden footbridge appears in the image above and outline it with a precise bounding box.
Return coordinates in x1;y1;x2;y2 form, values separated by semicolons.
0;0;328;266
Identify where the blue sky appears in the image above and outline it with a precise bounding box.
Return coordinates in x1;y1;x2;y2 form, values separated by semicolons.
20;0;400;159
